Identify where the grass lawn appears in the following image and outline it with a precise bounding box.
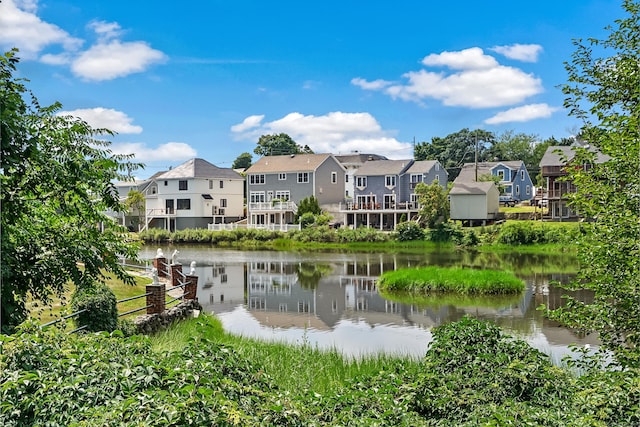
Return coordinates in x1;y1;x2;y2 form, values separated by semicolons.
28;272;153;326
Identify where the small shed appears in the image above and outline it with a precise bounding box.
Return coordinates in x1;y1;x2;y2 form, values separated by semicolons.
449;181;499;224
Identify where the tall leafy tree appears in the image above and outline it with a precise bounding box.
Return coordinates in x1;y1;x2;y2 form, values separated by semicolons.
1;50;142;333
547;0;640;368
414;129;495;180
414;182;449;228
254;133;314;156
232;151;253;169
125;189;146;231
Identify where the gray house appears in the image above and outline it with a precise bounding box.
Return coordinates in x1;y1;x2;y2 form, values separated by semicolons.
340;158;448;230
456;161;534;203
335;153;388;200
245;153;346;230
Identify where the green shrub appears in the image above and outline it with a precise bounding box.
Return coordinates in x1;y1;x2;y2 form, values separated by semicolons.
71;281;118;332
298;212;316;229
428;222;463;242
394;221;425;241
336;226;389;243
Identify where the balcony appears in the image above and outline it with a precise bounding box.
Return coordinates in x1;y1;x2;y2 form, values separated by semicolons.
339;201;419;211
249;201;298;212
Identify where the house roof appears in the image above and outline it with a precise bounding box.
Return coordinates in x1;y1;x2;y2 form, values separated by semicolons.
245;153;338;173
156;158;242;180
454;161;524;183
449;181;496;195
334;153;388;165
405;160;444;175
539;145;610;167
354;159;412;176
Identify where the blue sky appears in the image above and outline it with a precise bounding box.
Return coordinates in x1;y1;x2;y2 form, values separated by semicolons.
1;0;624;178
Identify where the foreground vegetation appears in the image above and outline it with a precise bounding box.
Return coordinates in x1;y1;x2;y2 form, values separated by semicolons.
378;266;524;295
1;315;638;426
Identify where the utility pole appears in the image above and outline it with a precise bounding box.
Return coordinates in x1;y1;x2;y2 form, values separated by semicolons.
474;134;478;181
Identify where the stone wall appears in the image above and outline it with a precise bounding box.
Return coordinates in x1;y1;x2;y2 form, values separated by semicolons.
133;299;203;334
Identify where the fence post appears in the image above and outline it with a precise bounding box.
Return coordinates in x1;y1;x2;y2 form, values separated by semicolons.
171;263;183;288
146;268;166;314
153;248;168;278
185;261;198;300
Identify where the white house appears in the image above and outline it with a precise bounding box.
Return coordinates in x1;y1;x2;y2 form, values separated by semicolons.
144;158;245;231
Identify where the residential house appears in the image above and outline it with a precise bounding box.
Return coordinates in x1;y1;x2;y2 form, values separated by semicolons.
539;145;609;221
449;181;500;225
244;153;346;230
335;153;388;200
144;158;244;231
456;161;534;203
340;159;448;230
110;171;165;231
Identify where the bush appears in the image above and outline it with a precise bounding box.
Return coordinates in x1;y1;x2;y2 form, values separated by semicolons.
428;222;463;243
394;221;425;241
71;281;118;332
298;212;316;229
336;226;389;243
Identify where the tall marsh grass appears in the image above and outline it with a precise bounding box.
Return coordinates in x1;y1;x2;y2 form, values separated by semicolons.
378;266;524;294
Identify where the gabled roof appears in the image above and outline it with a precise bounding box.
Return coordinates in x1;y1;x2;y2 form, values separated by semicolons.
449;181;496;195
156;158;242;180
539;145;610;167
334;153;388;165
246;153;339;173
405;160;445;175
455;161;525;183
354;159;412;176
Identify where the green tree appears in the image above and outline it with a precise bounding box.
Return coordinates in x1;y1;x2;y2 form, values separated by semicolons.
485;130;538;168
548;0;640;368
125;189;146;231
0;50;142;333
253;133;314;157
232;151;253;169
414;129;495;180
414;182;450;228
294;196;321;223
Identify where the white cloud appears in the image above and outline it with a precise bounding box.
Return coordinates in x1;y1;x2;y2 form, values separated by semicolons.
490;44;543;62
87;20;124;42
231;111;412;159
355;47;543;109
58;107;143;134
230;115;265;133
0;0;82;58
71;40;167;81
484;103;559;125
421;47;497;70
111;142;197;163
351;77;393;90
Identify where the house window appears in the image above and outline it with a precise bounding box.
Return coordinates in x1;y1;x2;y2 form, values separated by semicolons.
164;180;168;186
516;185;520;195
435;163;440;171
385;175;396;187
497;170;505;180
298;301;310;313
278;173;286;180
345;174;349;182
520;170;525;180
331;172;337;184
177;198;191;210
220;198;227;207
433;175;439;184
526;185;531;195
275;191;290;201
219;180;224;188
209;180;213;189
250;174;265;185
250;192;265;203
410;174;422;183
297;172;309;183
356;176;367;188
179;180;188;191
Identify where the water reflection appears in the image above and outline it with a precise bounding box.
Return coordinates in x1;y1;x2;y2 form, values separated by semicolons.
139;247;598;360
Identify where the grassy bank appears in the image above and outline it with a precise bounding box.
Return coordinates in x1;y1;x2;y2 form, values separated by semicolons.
378;266;525;295
2;314;637;426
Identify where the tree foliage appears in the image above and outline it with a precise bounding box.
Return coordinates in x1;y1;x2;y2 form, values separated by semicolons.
548;0;640;368
0;50;142;333
414;182;449;228
294;196;321;223
253;133;313;157
125;189;145;230
232;151;253;169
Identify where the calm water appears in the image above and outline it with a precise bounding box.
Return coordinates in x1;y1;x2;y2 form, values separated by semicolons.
139;246;598;361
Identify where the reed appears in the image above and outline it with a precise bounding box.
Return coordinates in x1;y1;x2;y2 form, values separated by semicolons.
378;266;524;294
150;315;422;395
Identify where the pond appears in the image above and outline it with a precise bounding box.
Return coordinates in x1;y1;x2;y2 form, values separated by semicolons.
139;246;599;362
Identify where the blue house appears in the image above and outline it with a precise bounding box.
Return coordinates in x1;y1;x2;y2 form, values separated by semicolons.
455;161;534;203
